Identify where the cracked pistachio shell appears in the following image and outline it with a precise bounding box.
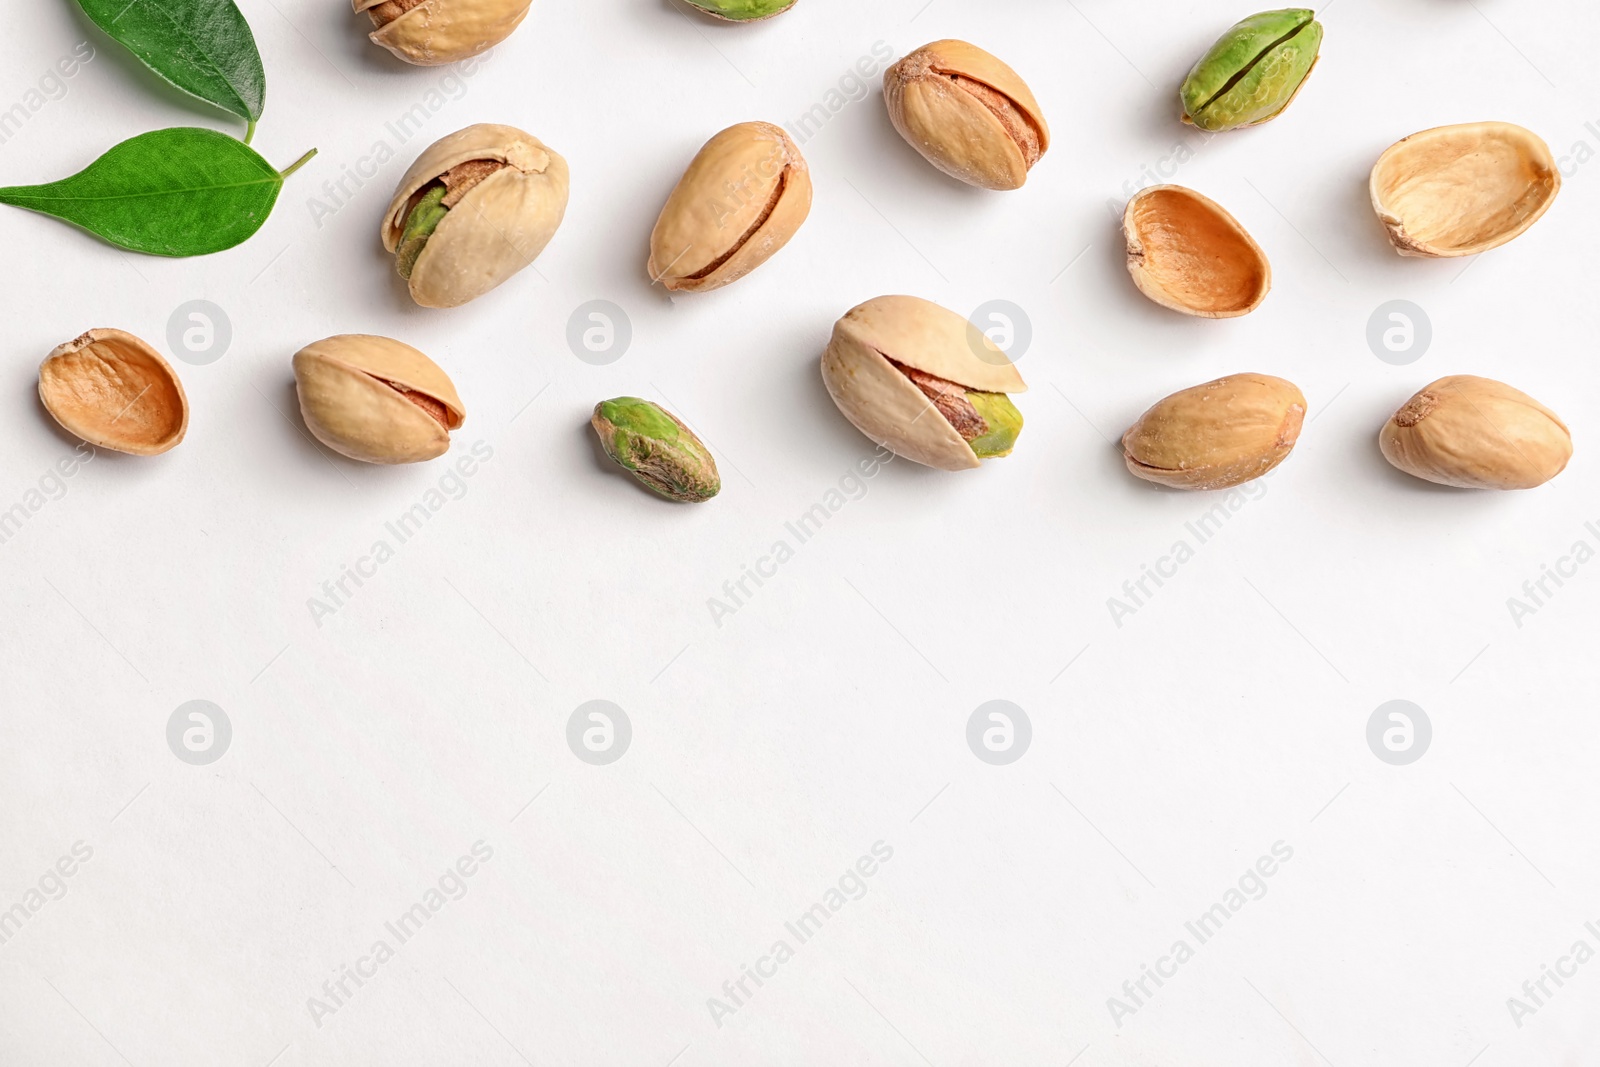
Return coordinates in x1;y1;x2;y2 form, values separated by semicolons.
1123;374;1305;490
382;124;570;309
682;0;797;20
1181;9;1322;132
39;329;188;456
1124;185;1270;318
294;335;465;465
884;40;1049;190
354;0;529;66
648;122;811;293
1369;123;1559;258
821;295;1027;471
591;398;721;503
1380;376;1571;490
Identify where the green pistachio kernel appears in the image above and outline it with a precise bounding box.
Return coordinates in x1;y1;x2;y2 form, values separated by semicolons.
396;185;449;281
682;0;797;21
1180;9;1323;132
965;391;1023;459
591;397;721;503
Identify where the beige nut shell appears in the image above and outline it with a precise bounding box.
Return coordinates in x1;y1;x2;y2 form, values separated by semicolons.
39;329;188;456
383;124;570;309
355;0;530;66
1123;185;1271;318
1122;373;1306;490
294;335;465;465
1369;122;1560;258
883;39;1050;191
821;295;1027;471
1379;375;1571;490
648;121;812;293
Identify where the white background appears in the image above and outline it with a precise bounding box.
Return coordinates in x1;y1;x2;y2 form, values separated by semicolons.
2;0;1598;1063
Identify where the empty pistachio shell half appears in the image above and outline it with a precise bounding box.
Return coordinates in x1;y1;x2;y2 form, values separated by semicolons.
1380;376;1571;490
884;40;1049;190
1123;374;1305;490
354;0;529;66
591;398;721;503
38;329;188;456
383;124;570;309
682;0;796;20
1369;122;1559;258
648;122;811;293
294;335;465;465
1181;9;1322;132
1124;185;1271;318
822;295;1027;471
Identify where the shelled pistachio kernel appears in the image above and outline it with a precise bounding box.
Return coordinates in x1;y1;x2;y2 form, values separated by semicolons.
1180;9;1323;132
591;398;721;502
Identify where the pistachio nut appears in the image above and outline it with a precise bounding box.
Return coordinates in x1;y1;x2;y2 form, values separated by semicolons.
1379;376;1571;490
821;295;1027;471
354;0;529;66
293;335;465;464
1124;185;1271;318
883;40;1049;190
383;124;569;308
1369;122;1559;258
1122;374;1305;490
591;398;721;503
648;122;811;293
681;0;796;20
38;329;188;456
1180;9;1323;132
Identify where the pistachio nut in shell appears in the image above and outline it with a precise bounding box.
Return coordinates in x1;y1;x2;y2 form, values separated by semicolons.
821;295;1027;471
1122;374;1305;490
591;398;721;503
354;0;529;66
648;122;811;293
383;124;570;308
883;40;1049;190
1369;122;1559;258
1379;376;1570;490
38;329;188;456
294;335;464;465
1124;185;1271;318
681;0;796;20
1180;9;1322;132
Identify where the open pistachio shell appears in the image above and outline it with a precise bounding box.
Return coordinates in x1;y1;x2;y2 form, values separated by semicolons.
1370;122;1559;258
883;40;1049;190
294;335;465;465
821;295;1027;471
1123;185;1271;318
38;329;188;456
648;122;811;293
354;0;530;66
382;124;570;309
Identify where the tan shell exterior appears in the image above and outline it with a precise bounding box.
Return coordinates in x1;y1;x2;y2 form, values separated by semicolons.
1379;375;1571;490
1123;185;1271;318
383;124;570;309
821;295;1027;471
1369;122;1560;258
883;39;1049;191
38;329;188;456
1122;374;1305;490
356;0;530;66
294;335;465;465
648;121;812;293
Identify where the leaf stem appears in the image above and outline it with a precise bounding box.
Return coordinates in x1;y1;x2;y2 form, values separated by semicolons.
278;148;318;180
245;119;256;145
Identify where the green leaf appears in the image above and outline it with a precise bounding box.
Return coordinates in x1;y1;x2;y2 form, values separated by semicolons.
73;0;266;126
0;128;315;257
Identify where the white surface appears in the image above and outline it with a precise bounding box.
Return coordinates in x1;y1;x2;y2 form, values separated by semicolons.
2;0;1598;1064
